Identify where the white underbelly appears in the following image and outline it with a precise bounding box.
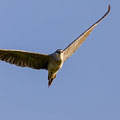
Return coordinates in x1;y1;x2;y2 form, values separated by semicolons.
48;52;64;75
48;62;63;74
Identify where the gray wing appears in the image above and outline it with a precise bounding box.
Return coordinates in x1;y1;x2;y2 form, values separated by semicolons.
0;49;50;70
63;4;110;62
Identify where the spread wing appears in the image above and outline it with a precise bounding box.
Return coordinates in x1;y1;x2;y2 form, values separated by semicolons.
0;49;50;70
63;4;110;62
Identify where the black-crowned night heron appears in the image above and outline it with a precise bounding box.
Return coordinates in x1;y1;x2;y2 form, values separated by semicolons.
0;5;110;87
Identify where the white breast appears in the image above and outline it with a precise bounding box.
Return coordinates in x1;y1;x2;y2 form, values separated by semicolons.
48;53;64;73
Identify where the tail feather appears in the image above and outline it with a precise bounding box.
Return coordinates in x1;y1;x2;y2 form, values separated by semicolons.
48;79;54;88
48;74;56;87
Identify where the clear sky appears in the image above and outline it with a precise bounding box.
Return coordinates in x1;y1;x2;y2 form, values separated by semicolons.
0;0;119;120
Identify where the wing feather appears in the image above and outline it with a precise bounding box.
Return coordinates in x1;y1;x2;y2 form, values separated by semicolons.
63;5;110;62
0;49;50;70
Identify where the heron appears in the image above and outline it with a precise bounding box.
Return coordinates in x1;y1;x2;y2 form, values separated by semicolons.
0;5;110;87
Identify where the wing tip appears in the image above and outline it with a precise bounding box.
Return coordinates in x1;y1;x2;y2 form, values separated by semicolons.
108;4;111;13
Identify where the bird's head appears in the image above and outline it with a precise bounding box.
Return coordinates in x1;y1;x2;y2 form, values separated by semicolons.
55;49;63;54
52;49;64;61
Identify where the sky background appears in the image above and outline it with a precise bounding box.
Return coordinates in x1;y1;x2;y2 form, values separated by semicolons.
0;0;119;120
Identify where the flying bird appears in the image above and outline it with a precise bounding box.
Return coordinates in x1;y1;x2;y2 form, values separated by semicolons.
0;5;110;87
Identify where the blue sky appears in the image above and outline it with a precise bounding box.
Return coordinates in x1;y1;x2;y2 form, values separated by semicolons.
0;0;119;120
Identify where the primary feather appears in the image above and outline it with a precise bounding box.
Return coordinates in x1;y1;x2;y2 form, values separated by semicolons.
63;5;110;62
0;49;50;69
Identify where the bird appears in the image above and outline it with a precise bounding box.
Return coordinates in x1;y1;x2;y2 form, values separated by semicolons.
0;5;110;87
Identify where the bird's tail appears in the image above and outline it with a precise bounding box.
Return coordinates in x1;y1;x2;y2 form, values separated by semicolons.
48;74;56;87
48;79;53;88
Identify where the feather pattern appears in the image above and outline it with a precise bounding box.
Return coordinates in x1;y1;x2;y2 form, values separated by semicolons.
63;5;110;62
0;49;50;69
